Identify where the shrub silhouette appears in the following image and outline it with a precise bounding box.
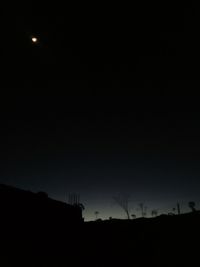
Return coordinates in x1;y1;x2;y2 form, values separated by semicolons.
139;203;147;217
113;194;131;219
188;201;196;212
151;210;158;217
131;214;136;219
94;211;99;220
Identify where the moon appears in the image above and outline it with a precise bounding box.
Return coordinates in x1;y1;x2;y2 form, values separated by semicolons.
31;37;38;43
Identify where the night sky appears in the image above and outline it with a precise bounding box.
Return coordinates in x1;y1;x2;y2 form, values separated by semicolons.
1;3;200;220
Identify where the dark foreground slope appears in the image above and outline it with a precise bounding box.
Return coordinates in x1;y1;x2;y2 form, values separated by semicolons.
0;185;199;266
0;184;83;266
1;214;199;267
84;214;200;267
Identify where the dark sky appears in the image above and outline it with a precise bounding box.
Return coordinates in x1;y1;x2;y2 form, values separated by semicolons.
1;3;200;220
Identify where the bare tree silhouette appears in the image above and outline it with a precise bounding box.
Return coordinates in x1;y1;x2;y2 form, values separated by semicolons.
151;209;158;217
131;214;136;219
188;201;196;212
94;211;99;220
139;203;147;217
172;207;176;215
113;195;131;219
177;202;181;215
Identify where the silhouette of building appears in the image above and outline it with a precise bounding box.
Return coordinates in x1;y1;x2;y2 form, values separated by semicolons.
0;184;84;232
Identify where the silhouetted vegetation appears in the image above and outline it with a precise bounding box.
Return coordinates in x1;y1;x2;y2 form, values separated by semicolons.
94;211;100;220
139;202;147;217
177;202;181;214
151;209;158;217
0;184;199;267
131;214;136;219
188;201;196;212
113;194;131;219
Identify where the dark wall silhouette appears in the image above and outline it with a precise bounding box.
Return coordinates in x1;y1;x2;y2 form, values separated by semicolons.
0;184;84;266
0;184;83;222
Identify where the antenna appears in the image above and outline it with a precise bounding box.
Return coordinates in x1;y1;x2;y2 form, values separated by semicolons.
68;193;80;205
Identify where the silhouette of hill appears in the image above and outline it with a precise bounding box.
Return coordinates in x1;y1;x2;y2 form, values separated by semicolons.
0;184;199;266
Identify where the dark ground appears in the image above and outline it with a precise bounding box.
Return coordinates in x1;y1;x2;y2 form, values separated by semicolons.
0;212;199;266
